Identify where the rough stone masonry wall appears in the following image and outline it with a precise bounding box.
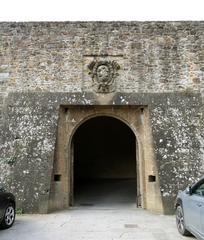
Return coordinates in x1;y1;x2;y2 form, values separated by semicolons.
0;22;204;93
0;22;204;213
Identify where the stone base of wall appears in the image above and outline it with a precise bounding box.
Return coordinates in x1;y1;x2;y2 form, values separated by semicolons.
0;92;203;214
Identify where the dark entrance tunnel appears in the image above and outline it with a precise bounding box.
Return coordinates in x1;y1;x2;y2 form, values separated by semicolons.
72;116;137;207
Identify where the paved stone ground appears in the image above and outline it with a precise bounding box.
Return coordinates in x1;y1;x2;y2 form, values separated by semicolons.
0;207;195;240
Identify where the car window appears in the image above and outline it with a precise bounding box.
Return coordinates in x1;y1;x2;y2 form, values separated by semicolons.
0;185;5;192
194;182;204;196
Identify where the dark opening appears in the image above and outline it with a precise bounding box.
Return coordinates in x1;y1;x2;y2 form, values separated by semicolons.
54;174;61;182
148;175;156;182
72;116;137;207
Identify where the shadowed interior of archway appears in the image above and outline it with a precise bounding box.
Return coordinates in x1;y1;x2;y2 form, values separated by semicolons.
73;116;137;208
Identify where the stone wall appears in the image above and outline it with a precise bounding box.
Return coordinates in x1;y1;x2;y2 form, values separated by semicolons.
0;22;204;214
1;22;204;94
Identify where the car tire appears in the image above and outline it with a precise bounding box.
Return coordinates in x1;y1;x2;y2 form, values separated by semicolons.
176;205;191;236
0;203;15;229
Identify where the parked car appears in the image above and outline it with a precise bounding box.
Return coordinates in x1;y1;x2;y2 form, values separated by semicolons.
0;185;15;229
175;176;204;239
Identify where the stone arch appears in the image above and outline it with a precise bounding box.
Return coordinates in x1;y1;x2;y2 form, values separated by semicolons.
69;115;139;207
68;112;141;145
48;106;164;214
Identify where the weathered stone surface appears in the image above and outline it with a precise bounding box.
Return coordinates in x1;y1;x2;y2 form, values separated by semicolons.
0;22;204;214
0;22;204;94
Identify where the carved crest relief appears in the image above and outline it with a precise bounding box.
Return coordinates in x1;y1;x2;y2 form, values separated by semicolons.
88;60;120;93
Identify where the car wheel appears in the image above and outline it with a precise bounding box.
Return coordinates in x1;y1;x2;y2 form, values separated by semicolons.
0;203;15;229
176;205;191;236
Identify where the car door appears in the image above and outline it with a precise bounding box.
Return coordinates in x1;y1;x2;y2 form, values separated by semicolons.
188;182;204;237
185;194;200;233
200;200;204;239
0;192;7;220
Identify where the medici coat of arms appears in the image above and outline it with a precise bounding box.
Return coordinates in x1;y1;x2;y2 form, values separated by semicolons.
88;60;120;93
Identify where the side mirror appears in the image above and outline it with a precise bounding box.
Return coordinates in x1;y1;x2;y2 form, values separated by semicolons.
0;186;5;192
186;186;192;195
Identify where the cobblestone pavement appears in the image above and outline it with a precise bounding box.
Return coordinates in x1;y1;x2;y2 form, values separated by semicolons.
0;207;195;240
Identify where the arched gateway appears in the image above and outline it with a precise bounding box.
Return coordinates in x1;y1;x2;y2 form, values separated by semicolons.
1;22;203;215
48;106;163;213
72;116;137;207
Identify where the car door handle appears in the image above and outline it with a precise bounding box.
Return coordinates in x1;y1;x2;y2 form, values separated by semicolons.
197;203;202;207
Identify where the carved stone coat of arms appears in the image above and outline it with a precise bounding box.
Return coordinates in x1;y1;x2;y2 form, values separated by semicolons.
88;60;120;93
